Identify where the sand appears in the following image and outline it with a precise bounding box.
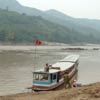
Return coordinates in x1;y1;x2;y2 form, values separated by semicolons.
0;82;100;100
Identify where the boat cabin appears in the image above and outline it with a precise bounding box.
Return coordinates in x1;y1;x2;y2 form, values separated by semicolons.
33;62;75;85
33;70;61;85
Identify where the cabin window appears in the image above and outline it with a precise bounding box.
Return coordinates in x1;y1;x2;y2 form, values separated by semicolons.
41;74;48;80
33;73;48;81
53;74;56;80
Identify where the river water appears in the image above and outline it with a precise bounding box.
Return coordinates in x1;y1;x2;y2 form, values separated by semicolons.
0;45;100;95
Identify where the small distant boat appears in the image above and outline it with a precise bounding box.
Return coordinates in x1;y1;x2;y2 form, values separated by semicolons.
30;55;79;91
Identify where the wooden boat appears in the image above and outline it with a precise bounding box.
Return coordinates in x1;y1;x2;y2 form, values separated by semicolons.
30;55;79;91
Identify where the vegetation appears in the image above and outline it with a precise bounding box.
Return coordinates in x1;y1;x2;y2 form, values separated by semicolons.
0;9;100;44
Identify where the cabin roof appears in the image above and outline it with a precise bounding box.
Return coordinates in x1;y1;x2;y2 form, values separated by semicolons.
33;62;74;74
33;69;60;74
49;69;60;73
51;62;74;72
33;55;79;74
59;55;79;63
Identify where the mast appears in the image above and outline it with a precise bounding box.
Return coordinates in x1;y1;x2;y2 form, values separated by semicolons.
34;39;42;71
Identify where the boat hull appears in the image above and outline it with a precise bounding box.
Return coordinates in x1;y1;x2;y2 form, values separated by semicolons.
31;69;78;91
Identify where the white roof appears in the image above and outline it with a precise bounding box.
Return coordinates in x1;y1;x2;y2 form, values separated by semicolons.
59;55;79;63
51;62;74;72
34;62;74;73
33;69;60;74
33;55;79;74
49;69;60;73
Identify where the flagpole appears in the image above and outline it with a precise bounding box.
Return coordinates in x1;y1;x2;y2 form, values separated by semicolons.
34;44;37;71
34;39;42;71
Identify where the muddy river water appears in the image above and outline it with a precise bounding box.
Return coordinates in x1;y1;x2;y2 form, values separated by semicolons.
0;45;100;95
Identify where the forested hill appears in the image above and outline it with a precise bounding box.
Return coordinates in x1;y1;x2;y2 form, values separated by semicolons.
0;9;100;44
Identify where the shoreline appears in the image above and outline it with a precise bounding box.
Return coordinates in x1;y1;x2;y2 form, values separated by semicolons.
0;44;100;51
0;82;100;100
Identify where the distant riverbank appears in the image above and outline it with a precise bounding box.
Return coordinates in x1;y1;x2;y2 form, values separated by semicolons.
0;44;100;51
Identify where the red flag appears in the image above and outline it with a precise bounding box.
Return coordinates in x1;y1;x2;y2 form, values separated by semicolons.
34;39;42;46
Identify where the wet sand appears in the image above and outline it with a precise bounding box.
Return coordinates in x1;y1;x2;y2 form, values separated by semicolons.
0;82;100;100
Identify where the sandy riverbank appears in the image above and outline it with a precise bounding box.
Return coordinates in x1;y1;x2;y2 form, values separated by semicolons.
0;82;100;100
0;44;100;51
0;45;66;52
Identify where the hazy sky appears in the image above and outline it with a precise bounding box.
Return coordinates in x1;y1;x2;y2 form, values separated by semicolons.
16;0;100;19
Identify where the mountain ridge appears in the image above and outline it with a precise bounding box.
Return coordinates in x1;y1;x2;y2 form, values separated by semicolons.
0;0;44;16
0;0;100;44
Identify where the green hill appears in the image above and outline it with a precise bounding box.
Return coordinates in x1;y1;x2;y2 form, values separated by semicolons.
0;9;100;44
0;0;100;44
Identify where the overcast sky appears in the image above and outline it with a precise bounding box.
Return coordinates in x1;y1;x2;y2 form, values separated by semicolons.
16;0;100;19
